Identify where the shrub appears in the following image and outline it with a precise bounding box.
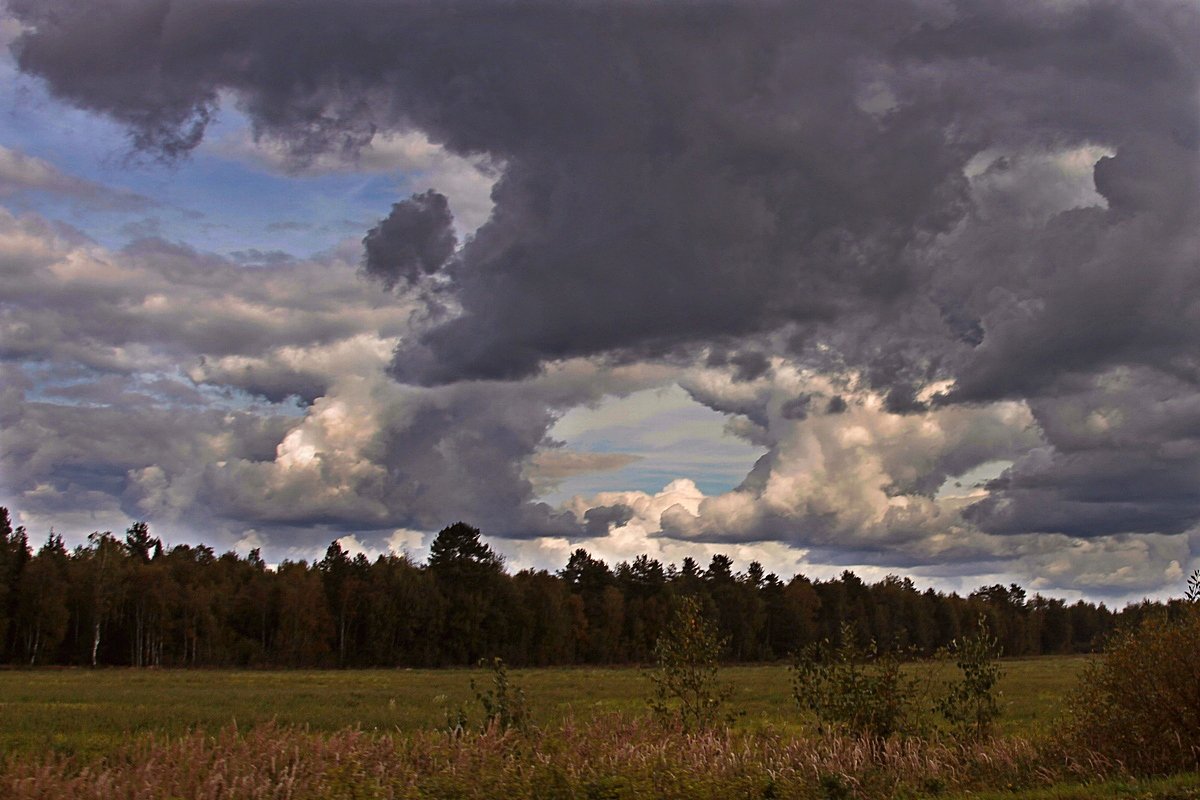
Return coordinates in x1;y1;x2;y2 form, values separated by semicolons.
646;594;735;731
792;623;919;739
1065;570;1200;774
936;616;1003;740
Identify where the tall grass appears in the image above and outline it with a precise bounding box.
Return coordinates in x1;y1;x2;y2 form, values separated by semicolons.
0;715;1118;800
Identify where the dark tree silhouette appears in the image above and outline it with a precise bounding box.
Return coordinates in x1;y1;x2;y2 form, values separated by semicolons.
0;506;1141;669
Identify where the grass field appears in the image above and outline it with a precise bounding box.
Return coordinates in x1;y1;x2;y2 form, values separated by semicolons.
3;655;1199;799
0;655;1088;759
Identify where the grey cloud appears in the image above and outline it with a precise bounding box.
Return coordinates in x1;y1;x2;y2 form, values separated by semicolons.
525;449;643;495
730;351;772;384
966;368;1200;538
0;212;412;381
228;248;296;267
362;190;457;290
11;1;1197;387
779;394;811;421
11;0;976;384
583;504;635;538
1;375;291;521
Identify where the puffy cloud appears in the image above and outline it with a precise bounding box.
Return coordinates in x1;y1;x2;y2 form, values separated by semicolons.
362;191;457;289
571;366;1040;558
0;210;636;550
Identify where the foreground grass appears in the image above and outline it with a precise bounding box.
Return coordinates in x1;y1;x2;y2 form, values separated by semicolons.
945;773;1200;799
3;656;1191;799
0;716;1123;800
0;656;1087;759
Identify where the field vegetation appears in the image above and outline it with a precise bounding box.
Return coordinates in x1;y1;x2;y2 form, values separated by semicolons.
2;510;1198;797
0;644;1194;798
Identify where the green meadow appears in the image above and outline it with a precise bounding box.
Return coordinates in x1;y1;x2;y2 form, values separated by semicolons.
0;655;1086;759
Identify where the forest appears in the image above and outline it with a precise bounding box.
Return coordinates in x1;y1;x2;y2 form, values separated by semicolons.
0;507;1167;669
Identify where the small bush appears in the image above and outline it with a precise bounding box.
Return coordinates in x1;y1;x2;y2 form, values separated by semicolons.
646;594;735;731
936;616;1003;740
792;623;919;739
1065;570;1200;774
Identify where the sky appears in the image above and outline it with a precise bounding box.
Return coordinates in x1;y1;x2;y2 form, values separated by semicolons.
1;0;1198;603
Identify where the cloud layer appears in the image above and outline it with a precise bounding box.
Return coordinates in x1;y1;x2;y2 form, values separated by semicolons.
3;0;1200;596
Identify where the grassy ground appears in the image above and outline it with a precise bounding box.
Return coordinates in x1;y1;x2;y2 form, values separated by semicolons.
944;773;1200;799
0;655;1088;759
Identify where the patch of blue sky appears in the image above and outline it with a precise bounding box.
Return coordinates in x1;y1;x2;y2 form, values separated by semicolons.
935;459;1011;500
1;53;408;257
20;362;308;417
551;459;753;502
129;148;394;256
543;385;763;503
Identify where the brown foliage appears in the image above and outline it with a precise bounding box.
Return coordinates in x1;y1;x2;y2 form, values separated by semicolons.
1065;586;1200;775
0;716;1107;800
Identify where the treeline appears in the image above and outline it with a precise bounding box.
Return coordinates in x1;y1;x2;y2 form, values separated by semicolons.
0;507;1165;668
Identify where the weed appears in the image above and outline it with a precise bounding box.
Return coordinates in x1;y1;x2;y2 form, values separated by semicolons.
433;693;469;737
471;656;530;733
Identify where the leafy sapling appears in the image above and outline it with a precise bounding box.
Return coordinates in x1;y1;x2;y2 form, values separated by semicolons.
936;616;1003;740
647;594;735;731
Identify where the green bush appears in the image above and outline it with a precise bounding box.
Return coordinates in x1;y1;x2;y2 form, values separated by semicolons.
646;594;735;731
791;623;918;739
1065;571;1200;774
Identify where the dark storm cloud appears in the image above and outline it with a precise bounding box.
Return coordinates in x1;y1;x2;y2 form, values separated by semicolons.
583;504;635;538
9;0;1200;553
967;369;1200;537
362;190;457;290
12;0;1196;378
368;383;580;537
11;0;974;384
